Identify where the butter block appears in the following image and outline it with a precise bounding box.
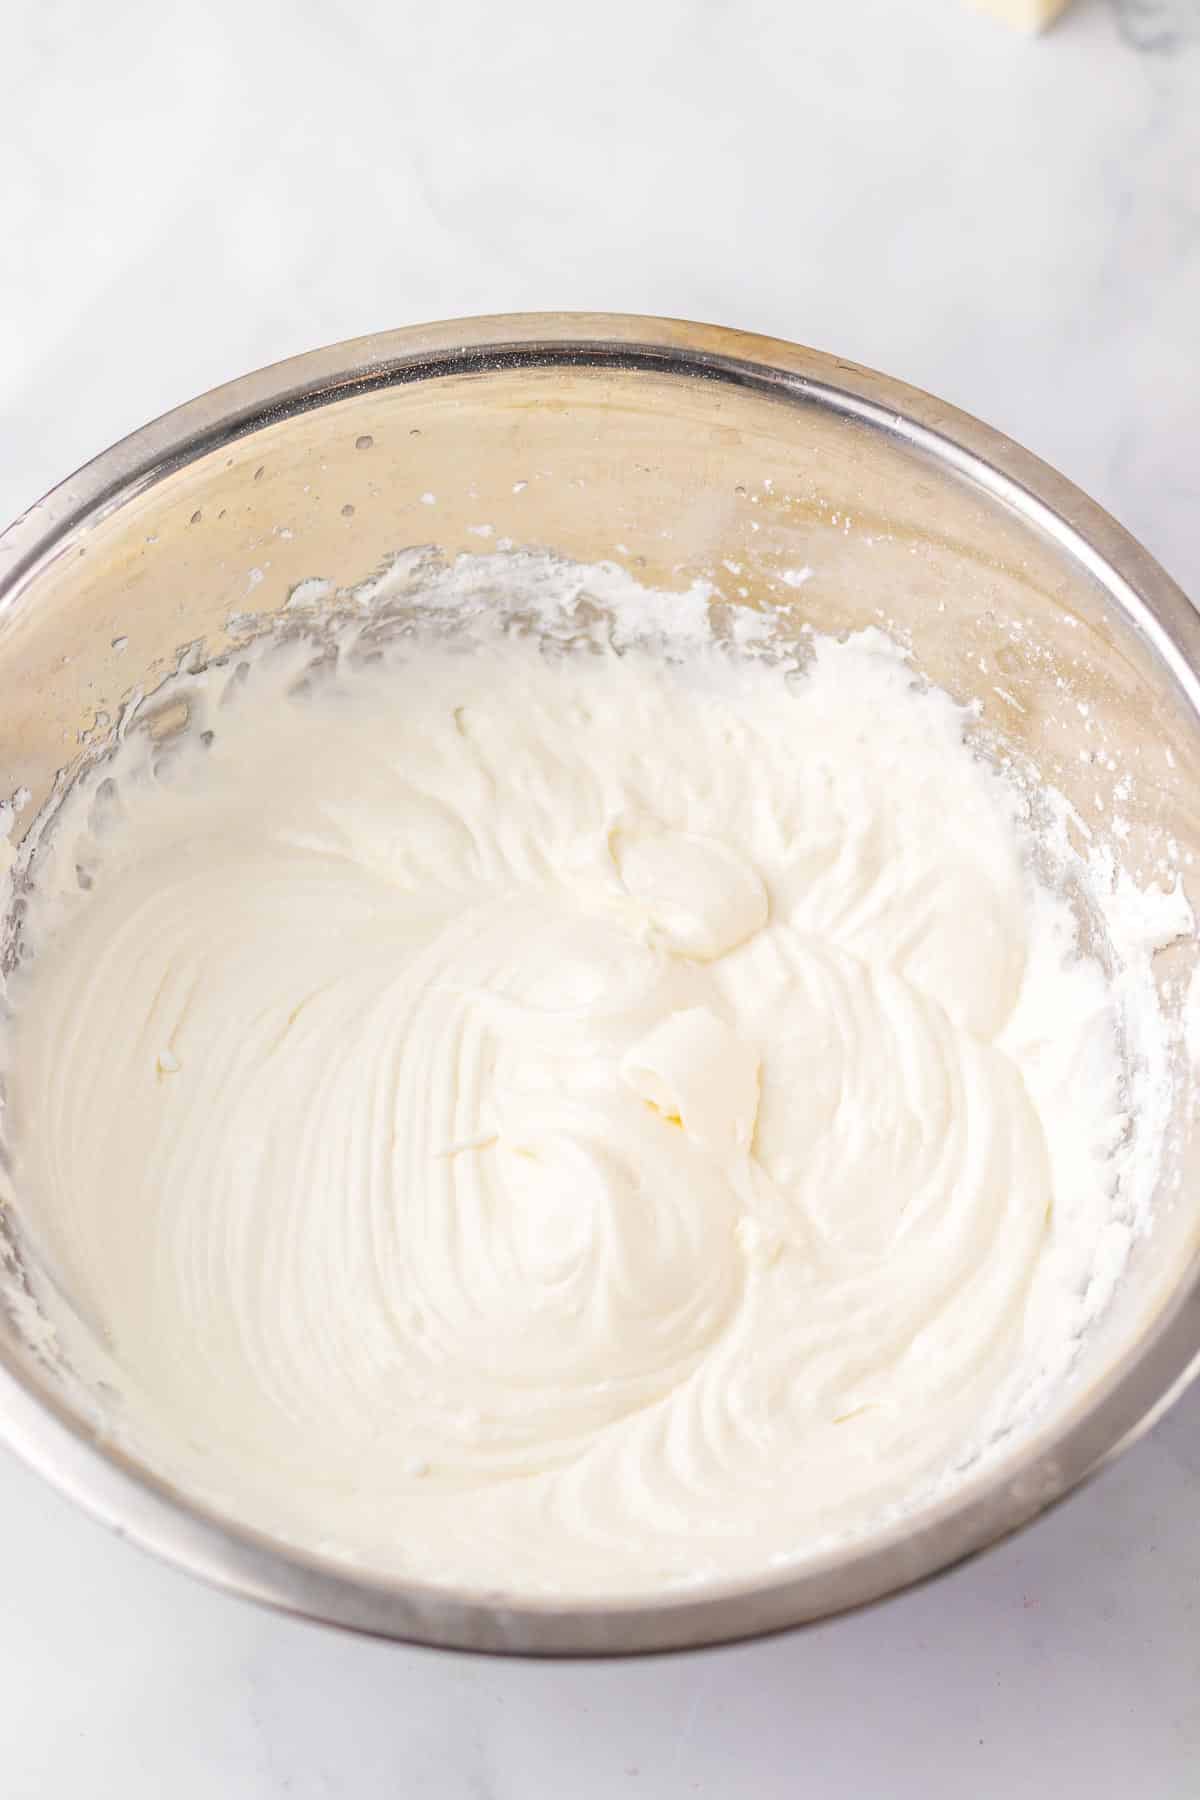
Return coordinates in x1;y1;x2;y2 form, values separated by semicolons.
968;0;1073;28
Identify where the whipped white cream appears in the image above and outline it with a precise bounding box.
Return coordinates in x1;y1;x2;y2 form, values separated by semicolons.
0;563;1165;1594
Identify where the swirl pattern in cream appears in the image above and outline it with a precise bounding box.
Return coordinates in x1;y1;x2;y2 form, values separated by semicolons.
3;606;1126;1593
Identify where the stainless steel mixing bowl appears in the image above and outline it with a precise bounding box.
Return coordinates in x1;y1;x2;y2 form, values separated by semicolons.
1;314;1198;1655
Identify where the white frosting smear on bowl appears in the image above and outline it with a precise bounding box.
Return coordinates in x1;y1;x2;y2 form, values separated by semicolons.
0;554;1188;1594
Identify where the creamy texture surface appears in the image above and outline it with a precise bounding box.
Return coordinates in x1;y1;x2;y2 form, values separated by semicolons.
0;582;1143;1593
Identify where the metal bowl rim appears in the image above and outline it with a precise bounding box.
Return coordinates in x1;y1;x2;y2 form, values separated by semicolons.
1;311;1198;1656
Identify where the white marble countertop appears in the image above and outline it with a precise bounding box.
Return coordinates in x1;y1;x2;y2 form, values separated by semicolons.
2;0;1199;1793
